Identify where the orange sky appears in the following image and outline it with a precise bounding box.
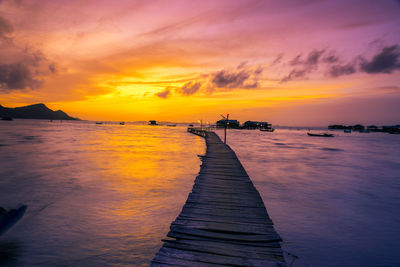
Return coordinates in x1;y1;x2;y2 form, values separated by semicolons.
1;0;400;125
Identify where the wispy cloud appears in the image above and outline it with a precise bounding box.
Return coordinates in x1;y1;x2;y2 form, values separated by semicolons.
359;45;400;74
281;44;400;82
281;69;310;82
155;87;171;98
271;53;283;66
0;15;13;39
328;63;356;77
0;15;55;91
281;49;325;82
176;81;201;96
156;63;263;98
289;49;325;66
212;69;251;88
208;64;262;91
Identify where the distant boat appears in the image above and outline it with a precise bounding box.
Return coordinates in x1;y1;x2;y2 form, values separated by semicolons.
188;124;194;127
120;122;125;125
95;122;103;125
149;120;158;125
260;128;275;132
167;124;176;127
0;205;27;236
344;129;351;133
308;132;334;137
1;117;13;121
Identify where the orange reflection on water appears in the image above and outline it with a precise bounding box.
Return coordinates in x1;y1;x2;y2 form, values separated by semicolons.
73;124;204;265
0;121;204;266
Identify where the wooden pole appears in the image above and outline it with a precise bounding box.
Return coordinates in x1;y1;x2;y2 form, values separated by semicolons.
224;113;229;144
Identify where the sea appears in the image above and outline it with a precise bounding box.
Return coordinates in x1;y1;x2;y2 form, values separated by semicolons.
0;120;399;267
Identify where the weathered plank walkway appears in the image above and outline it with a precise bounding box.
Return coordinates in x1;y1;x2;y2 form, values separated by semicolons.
151;130;286;267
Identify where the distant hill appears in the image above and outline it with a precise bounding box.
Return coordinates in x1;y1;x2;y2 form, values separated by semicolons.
0;103;79;120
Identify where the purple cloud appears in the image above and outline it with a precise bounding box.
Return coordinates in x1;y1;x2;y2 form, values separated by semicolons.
281;44;400;81
0;15;55;91
0;15;13;39
210;65;262;89
177;81;201;96
359;45;400;74
328;63;356;77
156;88;171;98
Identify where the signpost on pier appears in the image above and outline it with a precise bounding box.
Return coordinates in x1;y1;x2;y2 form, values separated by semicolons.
220;114;229;144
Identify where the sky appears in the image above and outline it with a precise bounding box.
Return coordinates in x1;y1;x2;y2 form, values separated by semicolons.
0;0;400;125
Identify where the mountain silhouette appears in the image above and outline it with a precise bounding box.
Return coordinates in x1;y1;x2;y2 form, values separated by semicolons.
0;103;79;120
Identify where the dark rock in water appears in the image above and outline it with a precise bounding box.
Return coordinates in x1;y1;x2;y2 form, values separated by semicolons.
321;147;344;151
0;103;79;120
0;205;27;236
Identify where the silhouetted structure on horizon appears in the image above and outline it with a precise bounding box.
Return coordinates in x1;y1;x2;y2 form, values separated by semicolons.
328;124;400;134
216;119;240;129
242;120;272;130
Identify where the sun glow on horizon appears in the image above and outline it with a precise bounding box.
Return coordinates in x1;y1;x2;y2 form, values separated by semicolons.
1;0;399;125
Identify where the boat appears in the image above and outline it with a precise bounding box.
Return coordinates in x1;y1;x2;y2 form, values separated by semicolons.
0;205;27;236
260;128;275;132
1;117;13;121
95;122;103;125
149;120;158;125
167;124;176;127
120;122;125;125
307;133;334;137
344;129;351;133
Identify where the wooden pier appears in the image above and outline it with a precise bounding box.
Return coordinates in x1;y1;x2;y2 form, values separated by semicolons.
151;130;286;267
187;127;208;137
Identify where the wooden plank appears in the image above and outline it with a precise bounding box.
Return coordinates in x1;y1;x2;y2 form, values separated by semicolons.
168;227;282;243
177;214;272;226
180;206;269;218
193;178;254;186
153;253;226;267
182;202;269;212
171;219;274;235
162;240;285;261
191;188;263;198
162;233;283;248
162;239;285;254
187;194;265;205
195;174;252;181
176;213;271;225
185;199;267;209
157;247;285;267
191;187;257;195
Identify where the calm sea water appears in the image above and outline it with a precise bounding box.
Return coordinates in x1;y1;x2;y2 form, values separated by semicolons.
216;129;400;267
0;120;204;266
0;120;399;266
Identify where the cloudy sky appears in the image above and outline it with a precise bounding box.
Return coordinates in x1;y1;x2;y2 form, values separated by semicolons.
1;0;399;125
